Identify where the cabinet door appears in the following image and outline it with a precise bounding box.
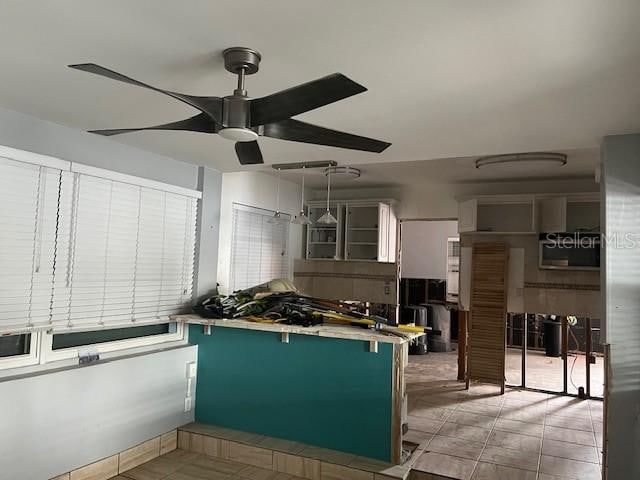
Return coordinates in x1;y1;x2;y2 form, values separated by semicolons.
538;197;566;232
378;203;390;262
458;199;478;233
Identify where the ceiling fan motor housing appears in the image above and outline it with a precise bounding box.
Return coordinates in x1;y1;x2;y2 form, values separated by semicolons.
219;47;261;141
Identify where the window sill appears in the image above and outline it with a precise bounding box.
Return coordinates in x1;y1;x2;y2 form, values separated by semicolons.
0;337;190;382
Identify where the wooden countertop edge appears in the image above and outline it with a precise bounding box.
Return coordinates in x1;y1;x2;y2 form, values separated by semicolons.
172;314;421;345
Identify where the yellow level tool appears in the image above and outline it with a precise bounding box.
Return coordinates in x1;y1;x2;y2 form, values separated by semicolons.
312;311;430;336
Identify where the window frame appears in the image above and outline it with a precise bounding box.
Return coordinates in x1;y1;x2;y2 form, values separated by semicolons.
0;331;40;370
42;321;185;363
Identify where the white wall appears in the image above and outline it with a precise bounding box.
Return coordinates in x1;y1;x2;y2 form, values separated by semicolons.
217;171;305;294
0;346;196;480
601;133;640;479
0;106;220;477
0;106;199;189
401;220;458;279
194;166;223;299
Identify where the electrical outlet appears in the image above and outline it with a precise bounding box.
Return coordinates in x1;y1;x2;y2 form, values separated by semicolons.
184;397;192;412
186;361;197;379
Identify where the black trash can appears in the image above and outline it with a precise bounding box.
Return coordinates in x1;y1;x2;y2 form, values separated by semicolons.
544;316;562;357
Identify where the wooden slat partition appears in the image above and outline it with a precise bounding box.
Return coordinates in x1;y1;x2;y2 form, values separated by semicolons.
466;243;508;393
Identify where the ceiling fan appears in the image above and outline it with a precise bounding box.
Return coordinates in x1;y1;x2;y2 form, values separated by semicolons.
69;47;391;165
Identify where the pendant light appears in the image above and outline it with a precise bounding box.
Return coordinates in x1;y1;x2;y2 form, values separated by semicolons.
317;167;338;225
292;166;312;225
268;168;286;224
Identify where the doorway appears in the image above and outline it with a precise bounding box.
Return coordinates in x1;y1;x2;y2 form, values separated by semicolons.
505;313;604;399
397;219;459;370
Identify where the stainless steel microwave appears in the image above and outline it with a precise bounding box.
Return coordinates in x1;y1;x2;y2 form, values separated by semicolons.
539;233;600;271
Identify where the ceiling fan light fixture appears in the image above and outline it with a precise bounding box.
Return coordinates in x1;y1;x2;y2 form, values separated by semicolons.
218;127;259;142
475;152;567;169
324;166;361;179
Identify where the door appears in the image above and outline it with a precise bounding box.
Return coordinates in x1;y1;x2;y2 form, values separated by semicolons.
538;197;567;232
378;202;390;262
467;243;509;392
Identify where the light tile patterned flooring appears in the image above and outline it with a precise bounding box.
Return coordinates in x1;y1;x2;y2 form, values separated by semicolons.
109;449;307;479
406;352;604;480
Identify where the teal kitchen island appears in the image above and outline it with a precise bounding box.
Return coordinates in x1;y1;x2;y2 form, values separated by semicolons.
174;314;416;464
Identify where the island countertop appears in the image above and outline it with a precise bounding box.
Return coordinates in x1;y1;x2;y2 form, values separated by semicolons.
172;313;423;345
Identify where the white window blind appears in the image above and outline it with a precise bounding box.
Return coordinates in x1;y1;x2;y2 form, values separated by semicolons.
230;204;290;292
0;156;66;332
51;171;198;330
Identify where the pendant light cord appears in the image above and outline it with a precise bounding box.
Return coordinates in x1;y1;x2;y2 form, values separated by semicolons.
326;169;331;212
276;168;281;213
301;166;305;211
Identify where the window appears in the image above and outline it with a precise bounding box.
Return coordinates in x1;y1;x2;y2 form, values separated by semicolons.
230;203;290;292
0;334;31;358
0;155;64;333
52;323;174;350
0;145;200;370
51;168;198;331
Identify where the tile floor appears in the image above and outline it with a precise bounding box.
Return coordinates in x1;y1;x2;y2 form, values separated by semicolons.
406;352;604;480
110;449;307;480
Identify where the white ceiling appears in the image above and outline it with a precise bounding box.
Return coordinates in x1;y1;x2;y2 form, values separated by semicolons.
274;147;599;189
0;1;638;176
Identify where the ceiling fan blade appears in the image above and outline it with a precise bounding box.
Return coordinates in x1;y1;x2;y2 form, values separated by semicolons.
235;141;264;165
88;113;217;136
262;119;391;153
69;63;223;122
250;73;366;126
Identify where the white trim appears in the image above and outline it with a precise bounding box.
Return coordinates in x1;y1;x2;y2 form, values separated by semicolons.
232;202;292;218
70;162;202;198
0;331;40;370
49;316;178;334
44;322;185;362
0;144;70;171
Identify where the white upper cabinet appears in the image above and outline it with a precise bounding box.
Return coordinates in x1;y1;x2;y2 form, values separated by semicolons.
305;199;397;262
345;201;396;262
458;199;478;233
458;193;599;234
537;197;567;232
306;203;344;260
